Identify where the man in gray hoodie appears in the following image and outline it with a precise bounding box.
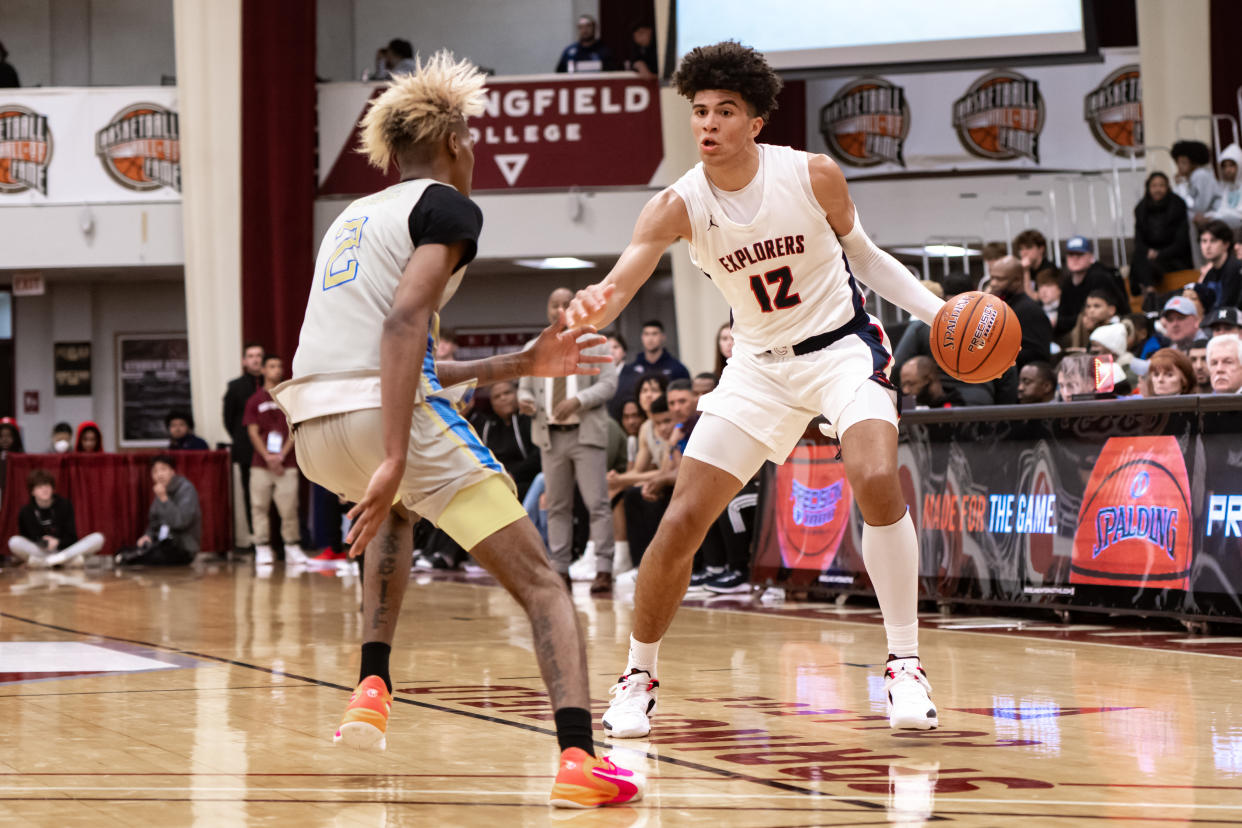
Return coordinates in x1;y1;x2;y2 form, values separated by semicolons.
114;454;202;566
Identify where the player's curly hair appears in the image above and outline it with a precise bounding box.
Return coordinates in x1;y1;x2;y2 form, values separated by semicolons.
358;50;488;170
672;41;782;121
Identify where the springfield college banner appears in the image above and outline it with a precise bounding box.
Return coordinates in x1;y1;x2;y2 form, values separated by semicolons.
751;399;1242;621
317;73;663;195
806;47;1142;177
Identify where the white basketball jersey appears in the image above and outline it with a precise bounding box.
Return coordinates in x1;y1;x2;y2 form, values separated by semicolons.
671;144;864;355
279;179;468;423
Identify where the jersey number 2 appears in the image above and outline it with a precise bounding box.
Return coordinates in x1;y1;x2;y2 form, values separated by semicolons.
748;266;802;313
323;216;368;290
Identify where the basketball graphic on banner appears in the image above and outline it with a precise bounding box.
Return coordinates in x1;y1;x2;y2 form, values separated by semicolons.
952;70;1045;162
1071;436;1192;589
1084;65;1143;157
95;103;181;192
0;105;53;195
818;77;909;168
773;445;853;573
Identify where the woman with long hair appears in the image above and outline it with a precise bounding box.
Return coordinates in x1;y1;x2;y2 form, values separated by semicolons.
1131;171;1193;306
1141;348;1197;397
713;322;733;377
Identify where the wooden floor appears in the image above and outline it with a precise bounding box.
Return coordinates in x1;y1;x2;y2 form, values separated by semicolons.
2;561;1241;826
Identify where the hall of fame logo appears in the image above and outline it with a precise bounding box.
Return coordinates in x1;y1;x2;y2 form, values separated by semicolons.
0;105;52;195
95;103;181;192
1084;65;1143;157
818;77;909;168
952;70;1044;163
790;479;844;527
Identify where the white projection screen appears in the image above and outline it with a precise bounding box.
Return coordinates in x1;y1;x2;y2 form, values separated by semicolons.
675;0;1087;70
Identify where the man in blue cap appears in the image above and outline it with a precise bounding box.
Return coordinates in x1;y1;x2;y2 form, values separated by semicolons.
1056;235;1128;339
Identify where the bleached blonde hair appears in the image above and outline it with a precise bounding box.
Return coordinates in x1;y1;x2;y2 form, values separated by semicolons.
358;50;488;170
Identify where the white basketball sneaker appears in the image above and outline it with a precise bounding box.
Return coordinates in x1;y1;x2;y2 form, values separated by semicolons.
884;656;938;730
602;669;659;739
284;544;311;566
254;544;274;566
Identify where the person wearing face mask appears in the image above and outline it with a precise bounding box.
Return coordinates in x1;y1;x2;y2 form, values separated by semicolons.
49;422;73;453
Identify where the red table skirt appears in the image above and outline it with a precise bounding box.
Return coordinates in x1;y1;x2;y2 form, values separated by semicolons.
1;451;233;557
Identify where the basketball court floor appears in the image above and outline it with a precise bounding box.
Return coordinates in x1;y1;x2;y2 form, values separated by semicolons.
2;561;1241;826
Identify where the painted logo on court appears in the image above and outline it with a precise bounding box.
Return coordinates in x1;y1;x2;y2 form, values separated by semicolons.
95;103;181;192
0;105;52;195
1084;64;1143;157
818;77;909;168
952;70;1044;163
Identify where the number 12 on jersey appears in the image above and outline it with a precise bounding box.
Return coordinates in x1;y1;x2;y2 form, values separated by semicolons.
748;265;802;312
323;216;368;290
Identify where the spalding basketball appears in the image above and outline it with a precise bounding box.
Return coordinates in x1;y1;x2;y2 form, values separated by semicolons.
930;291;1021;382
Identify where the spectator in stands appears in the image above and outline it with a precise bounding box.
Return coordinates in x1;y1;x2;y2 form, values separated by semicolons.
626;21;657;77
621;395;680;574
1204;144;1242;230
1065;289;1121;350
114;455;201;567
981;241;1008;278
518;287;618;591
1089;322;1140;390
1161;295;1203;352
986;255;1052;365
1189;335;1212;392
436;329;458;361
666;379;699;434
0;42;18;88
49;422;73;453
1132;172;1193;305
714;322;733;376
475;381;540;500
1056;355;1096;401
1125;313;1163;359
1196;220;1242;311
166;411;209;450
1018;361;1057;404
244;354;309;569
1172;139;1217;222
1058;236;1128;340
1036;271;1061;330
1235;226;1242;262
604;397;658;582
0;417;22;503
900;356;964;408
1014;229;1057;299
1142;348;1197;397
606;332;627;367
8;469;104;567
364;38;415;81
223;341;264;552
1207;334;1242;394
1203;306;1242;338
611;319;689;418
74;421;103;453
556;14;615;73
693;372;718;395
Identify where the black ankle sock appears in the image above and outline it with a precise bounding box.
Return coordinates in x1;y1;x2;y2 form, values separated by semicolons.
553;707;595;756
359;642;392;693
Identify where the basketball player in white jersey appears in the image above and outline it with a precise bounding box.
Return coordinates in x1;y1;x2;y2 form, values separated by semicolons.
566;42;947;736
274;53;642;809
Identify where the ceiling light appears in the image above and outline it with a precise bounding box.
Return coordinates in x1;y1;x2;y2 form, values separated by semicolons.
513;257;595;270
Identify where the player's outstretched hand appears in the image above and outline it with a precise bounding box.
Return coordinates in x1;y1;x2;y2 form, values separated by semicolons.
345;457;403;556
529;313;610;377
564;284;615;328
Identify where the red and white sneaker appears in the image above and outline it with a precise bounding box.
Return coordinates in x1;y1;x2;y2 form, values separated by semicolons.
549;747;645;808
885;656;938;730
333;675;391;751
602;669;658;739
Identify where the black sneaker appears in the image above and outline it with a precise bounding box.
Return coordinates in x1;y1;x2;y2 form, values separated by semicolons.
688;567;723;590
704;570;751;594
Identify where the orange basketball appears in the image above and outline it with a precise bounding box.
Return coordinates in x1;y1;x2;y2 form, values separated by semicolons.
111;156;146;182
968;126;1001;155
1101;120;1134;147
835;131;866;159
930;291;1021;382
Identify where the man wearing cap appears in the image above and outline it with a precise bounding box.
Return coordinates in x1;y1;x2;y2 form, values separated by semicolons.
1206;334;1242;394
1056;236;1129;339
1202;306;1242;338
1196;220;1242;311
1162;295;1203;352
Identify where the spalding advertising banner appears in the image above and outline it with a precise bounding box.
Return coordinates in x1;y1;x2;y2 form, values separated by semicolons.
750;400;1242;621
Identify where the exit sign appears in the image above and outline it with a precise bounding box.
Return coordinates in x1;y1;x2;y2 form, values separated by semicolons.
13;272;44;296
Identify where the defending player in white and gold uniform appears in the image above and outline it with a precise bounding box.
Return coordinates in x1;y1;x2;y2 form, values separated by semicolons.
566;42;948;738
274;52;643;810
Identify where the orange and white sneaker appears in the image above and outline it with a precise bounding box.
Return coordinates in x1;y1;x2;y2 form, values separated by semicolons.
333;675;391;751
549;747;645;808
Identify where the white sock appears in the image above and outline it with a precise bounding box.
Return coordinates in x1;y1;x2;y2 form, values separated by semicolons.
861;510;919;658
614;540;630;569
627;634;660;678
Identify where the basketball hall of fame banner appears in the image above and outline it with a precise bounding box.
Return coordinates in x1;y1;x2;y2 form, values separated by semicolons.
805;48;1142;177
317;73;663;195
0;86;180;204
750;398;1242;621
